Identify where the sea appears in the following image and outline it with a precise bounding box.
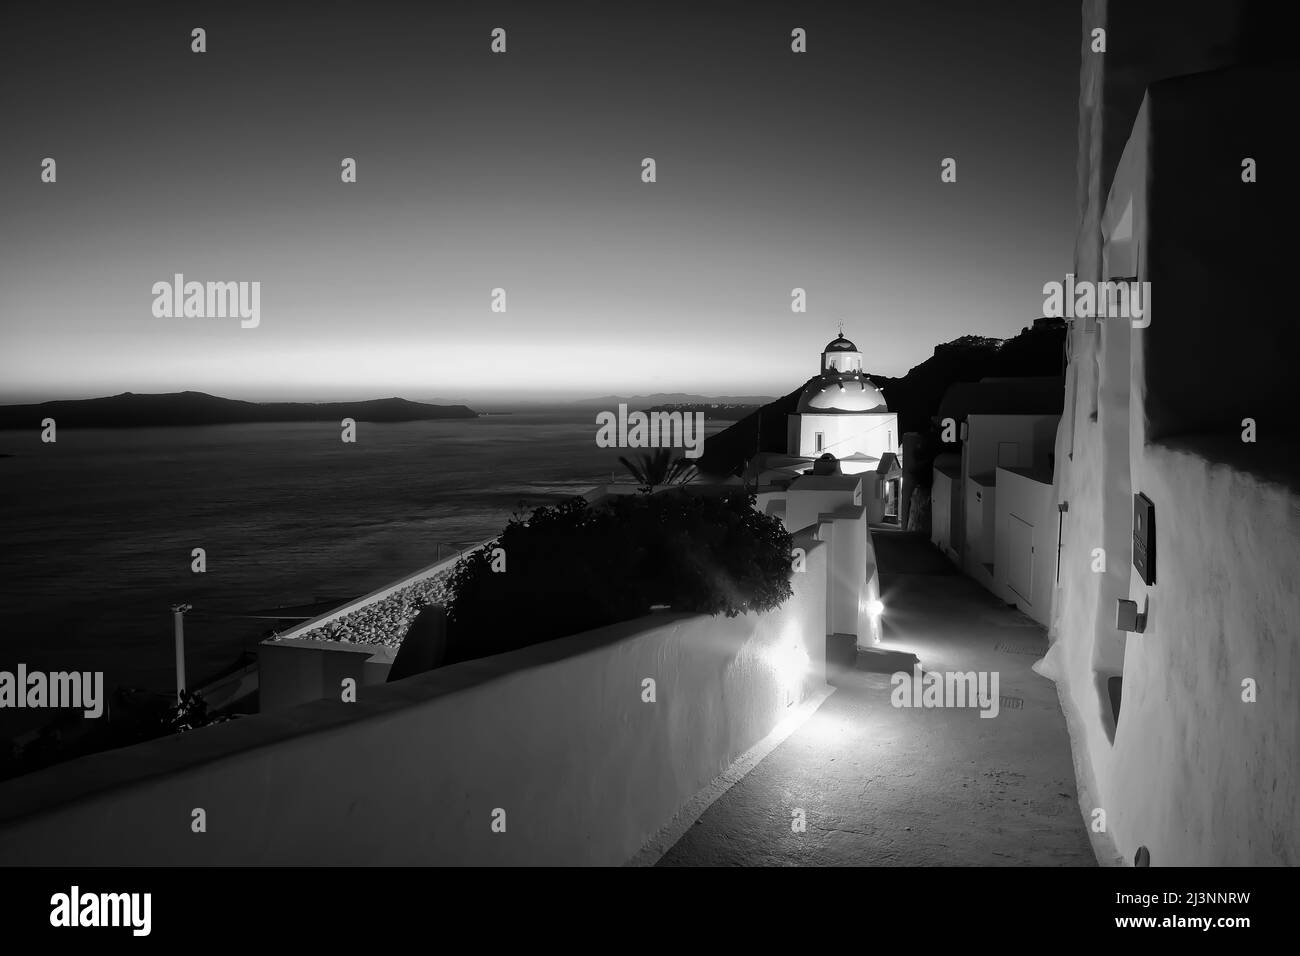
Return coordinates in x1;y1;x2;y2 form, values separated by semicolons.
0;409;731;733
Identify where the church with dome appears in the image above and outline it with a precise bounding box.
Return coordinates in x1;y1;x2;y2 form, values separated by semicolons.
786;330;900;472
741;328;903;523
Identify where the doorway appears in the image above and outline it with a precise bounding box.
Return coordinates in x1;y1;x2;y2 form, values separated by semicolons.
884;478;901;522
1007;514;1033;603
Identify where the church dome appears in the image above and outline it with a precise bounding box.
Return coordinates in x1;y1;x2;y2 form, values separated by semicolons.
797;373;887;413
820;330;865;374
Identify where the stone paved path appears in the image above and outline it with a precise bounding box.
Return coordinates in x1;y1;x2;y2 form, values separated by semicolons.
657;530;1096;866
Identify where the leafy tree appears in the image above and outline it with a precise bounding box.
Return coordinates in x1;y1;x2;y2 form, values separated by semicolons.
442;490;793;663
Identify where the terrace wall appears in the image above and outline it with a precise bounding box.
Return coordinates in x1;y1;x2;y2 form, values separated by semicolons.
0;534;828;866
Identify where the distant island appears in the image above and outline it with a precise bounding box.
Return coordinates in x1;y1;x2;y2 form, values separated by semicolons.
572;392;777;408
643;402;763;421
0;391;478;430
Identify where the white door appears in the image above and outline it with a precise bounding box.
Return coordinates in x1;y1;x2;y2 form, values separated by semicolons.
1007;515;1033;602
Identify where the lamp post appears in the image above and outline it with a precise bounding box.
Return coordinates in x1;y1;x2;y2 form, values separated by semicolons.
170;603;192;700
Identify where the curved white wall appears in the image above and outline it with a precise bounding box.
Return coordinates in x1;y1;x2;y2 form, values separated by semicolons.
1048;51;1300;866
0;536;828;866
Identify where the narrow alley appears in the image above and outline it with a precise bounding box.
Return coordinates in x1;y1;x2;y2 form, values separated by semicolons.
658;530;1096;866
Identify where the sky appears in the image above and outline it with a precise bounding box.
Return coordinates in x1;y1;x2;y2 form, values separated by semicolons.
0;0;1080;404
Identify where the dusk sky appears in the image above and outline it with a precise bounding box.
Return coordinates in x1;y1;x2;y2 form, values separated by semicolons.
0;0;1079;404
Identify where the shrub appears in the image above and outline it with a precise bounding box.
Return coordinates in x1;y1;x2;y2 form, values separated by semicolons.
442;490;793;662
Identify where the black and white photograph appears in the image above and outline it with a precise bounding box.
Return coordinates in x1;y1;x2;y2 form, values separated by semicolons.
0;0;1296;938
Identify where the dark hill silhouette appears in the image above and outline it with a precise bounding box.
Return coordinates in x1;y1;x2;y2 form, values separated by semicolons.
697;319;1066;476
0;391;477;430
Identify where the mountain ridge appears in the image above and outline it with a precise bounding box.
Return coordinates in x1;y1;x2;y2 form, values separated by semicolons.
571;392;777;407
0;390;478;430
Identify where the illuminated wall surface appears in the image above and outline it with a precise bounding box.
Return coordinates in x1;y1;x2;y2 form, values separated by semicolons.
1044;0;1300;866
0;536;830;865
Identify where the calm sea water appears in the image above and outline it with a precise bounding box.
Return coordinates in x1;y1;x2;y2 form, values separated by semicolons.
0;410;728;714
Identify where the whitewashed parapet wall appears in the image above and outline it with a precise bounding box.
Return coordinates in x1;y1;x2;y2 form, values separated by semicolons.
0;532;828;865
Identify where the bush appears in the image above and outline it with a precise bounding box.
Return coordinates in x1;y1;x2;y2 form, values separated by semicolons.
442;490;794;662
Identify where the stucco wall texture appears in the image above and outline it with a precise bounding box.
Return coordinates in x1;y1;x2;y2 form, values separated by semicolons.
1046;1;1300;866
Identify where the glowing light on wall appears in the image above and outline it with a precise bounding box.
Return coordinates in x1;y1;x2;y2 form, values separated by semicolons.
858;597;886;646
765;629;810;707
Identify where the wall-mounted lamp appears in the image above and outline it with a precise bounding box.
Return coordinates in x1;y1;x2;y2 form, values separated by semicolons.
1116;597;1148;634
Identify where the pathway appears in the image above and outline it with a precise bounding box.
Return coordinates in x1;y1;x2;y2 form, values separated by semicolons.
656;529;1096;866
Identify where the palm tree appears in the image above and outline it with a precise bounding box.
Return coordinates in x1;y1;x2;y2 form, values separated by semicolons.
617;449;697;491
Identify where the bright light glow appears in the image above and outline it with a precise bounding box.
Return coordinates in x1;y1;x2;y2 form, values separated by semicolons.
865;599;885;619
777;641;810;687
764;631;810;707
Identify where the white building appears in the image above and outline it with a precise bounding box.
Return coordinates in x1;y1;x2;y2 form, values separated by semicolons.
930;454;961;559
787;333;899;468
928;378;1062;595
743;331;903;523
1043;1;1300;867
755;458;883;649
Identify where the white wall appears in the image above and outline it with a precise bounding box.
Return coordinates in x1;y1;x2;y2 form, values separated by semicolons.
862;534;884;646
1108;445;1300;864
954;414;1058;585
964;414;1059;480
825;351;863;373
782;476;862;536
930;470;958;559
1046;62;1300;866
766;477;875;646
993;467;1056;626
260;638;395;712
815;507;870;645
964;477;997;581
788;411;898;461
0;536;830;866
1043;438;1300;865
